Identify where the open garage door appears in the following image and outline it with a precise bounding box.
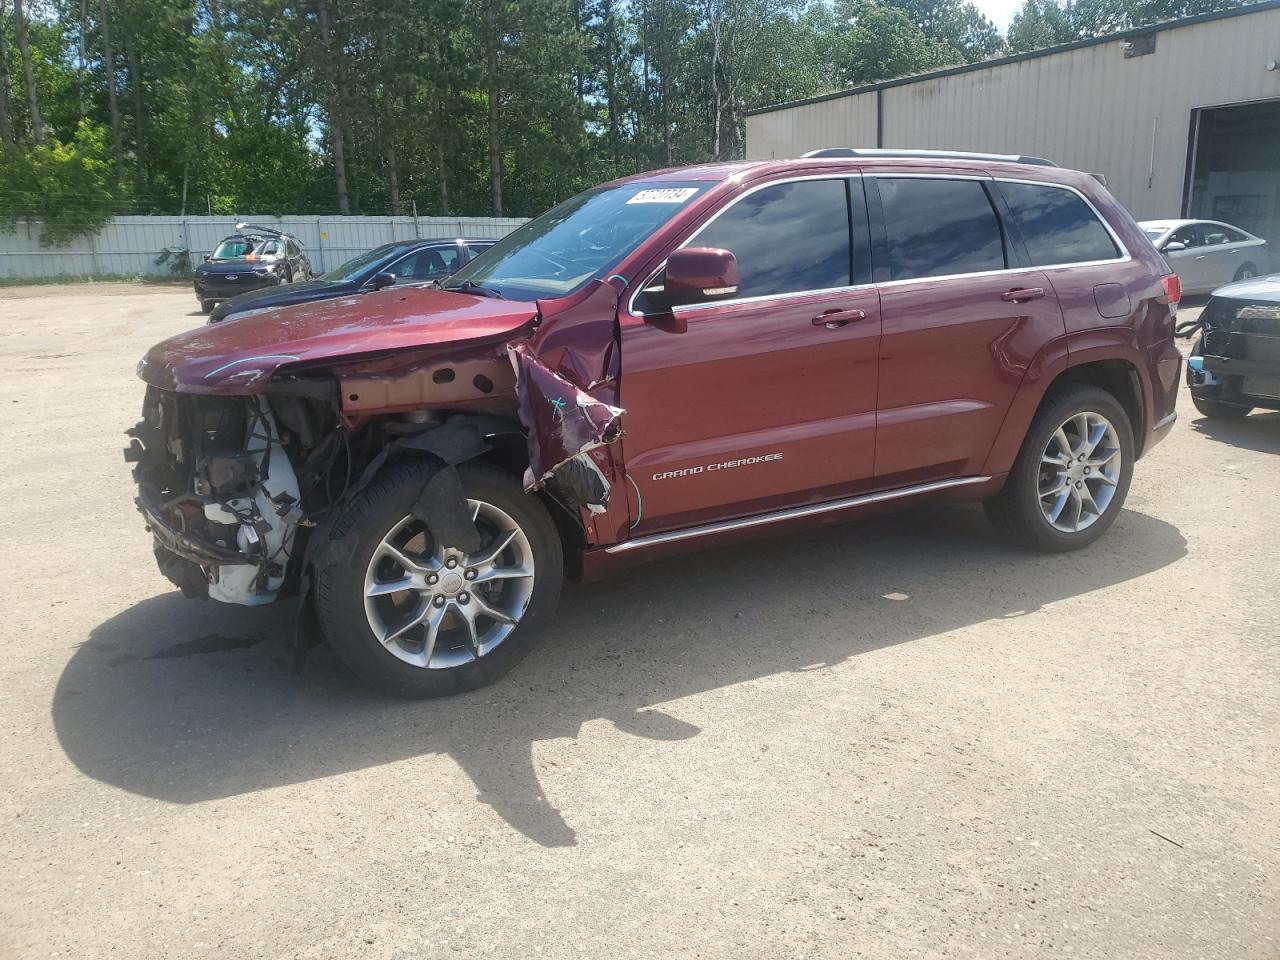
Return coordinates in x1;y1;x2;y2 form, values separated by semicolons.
1185;99;1280;250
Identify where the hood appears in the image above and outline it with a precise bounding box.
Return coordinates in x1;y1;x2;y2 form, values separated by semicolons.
211;280;338;320
1210;273;1280;302
140;287;539;394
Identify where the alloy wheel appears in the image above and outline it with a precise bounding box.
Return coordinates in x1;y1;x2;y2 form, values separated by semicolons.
363;500;535;669
1037;411;1123;533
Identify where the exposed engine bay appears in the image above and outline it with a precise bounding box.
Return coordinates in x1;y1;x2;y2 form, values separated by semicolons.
126;383;346;605
125;345;627;607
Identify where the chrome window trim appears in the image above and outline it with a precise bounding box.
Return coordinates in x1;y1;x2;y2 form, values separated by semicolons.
607;475;992;554
672;282;876;316
626;172;1133;316
627;173;862;317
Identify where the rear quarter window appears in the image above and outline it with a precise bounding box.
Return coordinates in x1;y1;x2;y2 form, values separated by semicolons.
998;182;1119;265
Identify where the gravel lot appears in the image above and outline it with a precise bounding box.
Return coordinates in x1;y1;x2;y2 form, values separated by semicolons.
1;282;1277;960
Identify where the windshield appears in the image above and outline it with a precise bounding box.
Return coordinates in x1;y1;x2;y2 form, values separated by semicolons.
1142;227;1169;241
211;238;258;260
445;180;713;299
319;243;404;283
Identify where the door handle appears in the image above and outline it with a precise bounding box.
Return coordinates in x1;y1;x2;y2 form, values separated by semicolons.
812;308;866;328
1001;287;1045;303
1194;255;1208;260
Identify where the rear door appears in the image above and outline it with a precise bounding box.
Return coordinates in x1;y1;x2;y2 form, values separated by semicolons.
867;173;1067;486
618;175;882;533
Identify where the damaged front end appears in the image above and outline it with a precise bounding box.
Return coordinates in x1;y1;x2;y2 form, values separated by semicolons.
126;382;341;605
1191;295;1280;410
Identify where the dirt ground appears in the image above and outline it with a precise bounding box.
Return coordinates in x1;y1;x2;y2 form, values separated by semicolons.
0;282;1276;960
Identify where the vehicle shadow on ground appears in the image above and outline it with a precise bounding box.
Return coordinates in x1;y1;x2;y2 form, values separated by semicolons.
54;506;1186;847
1190;410;1280;454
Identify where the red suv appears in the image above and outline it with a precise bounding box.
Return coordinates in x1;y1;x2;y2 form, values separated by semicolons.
128;150;1182;697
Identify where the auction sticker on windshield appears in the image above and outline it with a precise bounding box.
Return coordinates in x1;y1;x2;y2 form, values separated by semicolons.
627;188;700;204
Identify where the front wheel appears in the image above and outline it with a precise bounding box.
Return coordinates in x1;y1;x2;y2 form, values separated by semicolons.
316;461;564;697
199;299;213;314
985;385;1134;552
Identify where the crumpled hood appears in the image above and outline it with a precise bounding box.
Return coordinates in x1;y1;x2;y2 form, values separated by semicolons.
139;287;538;394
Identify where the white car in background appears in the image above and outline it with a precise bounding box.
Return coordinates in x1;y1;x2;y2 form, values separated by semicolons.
1140;219;1270;294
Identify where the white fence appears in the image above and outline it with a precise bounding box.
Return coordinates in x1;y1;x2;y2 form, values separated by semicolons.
0;214;529;280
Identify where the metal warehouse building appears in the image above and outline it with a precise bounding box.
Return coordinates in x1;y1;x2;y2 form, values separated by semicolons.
746;1;1280;245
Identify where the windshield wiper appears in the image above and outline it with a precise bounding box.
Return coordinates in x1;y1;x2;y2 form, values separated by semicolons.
444;279;504;299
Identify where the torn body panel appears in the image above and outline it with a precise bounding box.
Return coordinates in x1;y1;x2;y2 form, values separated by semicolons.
507;340;624;517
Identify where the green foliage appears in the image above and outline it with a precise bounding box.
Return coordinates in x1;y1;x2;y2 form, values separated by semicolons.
0;120;118;246
1008;0;1248;52
0;0;1252;228
832;0;962;85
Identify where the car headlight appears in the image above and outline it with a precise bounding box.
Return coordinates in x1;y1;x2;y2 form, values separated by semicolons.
252;266;273;276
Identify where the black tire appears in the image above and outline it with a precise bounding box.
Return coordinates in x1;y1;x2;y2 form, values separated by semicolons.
316;460;563;698
1192;396;1251;420
984;384;1135;553
199;299;213;314
1233;263;1258;283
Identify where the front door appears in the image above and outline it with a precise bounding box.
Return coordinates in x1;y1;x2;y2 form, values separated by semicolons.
618;177;881;534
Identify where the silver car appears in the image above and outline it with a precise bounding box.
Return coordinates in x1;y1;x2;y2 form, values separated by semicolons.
1140;219;1270;295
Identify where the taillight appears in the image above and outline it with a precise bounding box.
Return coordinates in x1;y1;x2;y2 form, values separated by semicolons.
1160;273;1181;305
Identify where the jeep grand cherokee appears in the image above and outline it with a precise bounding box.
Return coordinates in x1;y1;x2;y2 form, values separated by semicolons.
127;150;1182;697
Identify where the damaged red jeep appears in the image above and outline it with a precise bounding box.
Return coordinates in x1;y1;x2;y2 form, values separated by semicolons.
128;150;1182;697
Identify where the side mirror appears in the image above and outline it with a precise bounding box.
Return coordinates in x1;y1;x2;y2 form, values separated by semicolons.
372;271;396;290
203;254;211;262
1163;241;1187;252
661;247;740;308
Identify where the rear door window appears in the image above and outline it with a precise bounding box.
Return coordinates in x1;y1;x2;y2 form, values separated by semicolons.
875;178;1005;281
997;182;1120;265
691;179;852;299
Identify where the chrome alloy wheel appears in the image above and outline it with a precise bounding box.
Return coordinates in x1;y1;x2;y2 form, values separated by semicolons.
1037;411;1123;533
363;500;535;669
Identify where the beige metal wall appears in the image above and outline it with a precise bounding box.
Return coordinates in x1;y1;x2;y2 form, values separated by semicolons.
745;5;1280;220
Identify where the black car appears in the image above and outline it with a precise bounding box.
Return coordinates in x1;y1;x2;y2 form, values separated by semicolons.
207;238;496;323
194;227;312;313
1185;273;1280;418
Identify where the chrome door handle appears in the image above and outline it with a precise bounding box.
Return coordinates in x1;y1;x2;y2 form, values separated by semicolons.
1195;255;1208;260
1001;287;1045;303
812;308;866;328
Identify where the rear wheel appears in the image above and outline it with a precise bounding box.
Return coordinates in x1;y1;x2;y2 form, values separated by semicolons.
1233;263;1258;283
316;461;563;698
985;385;1134;552
1192;396;1252;419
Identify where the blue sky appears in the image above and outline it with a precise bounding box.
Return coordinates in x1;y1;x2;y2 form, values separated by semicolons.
973;0;1024;30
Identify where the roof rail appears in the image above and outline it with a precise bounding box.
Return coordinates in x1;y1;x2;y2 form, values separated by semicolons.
801;148;1057;167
